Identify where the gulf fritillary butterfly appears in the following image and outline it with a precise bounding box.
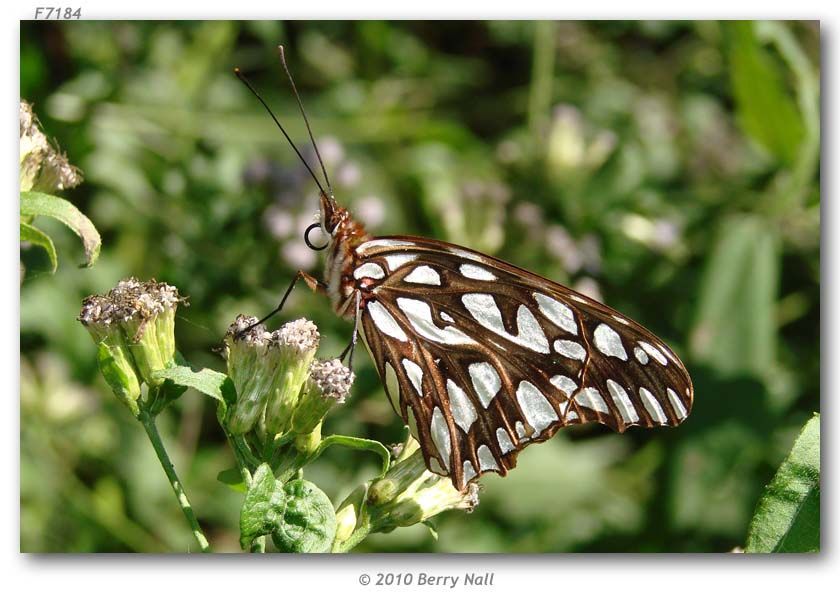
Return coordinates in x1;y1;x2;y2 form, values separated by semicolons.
237;48;693;491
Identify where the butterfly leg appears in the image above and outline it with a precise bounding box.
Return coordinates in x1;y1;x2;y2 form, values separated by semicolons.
339;291;362;369
238;270;325;338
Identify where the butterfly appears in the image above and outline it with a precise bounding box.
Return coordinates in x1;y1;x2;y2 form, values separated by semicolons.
237;49;694;491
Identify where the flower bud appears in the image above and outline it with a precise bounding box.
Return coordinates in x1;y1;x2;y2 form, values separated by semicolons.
225;316;272;434
262;319;320;435
225;317;320;436
367;439;480;531
289;358;353;437
20;100;82;193
109;278;184;387
334;498;360;547
79;294;141;415
79;278;184;412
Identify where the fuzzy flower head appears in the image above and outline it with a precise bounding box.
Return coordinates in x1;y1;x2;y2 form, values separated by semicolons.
290;358;355;437
79;278;185;413
225;316;321;436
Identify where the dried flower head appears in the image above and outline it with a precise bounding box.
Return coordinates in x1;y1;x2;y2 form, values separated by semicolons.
80;278;185;390
20;100;82;192
79;278;185;413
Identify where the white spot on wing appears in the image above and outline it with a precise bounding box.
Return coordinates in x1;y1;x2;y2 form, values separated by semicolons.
401;359;423;396
462;460;477;483
353;263;385;280
429;457;448;475
357;239;415;253
496;428;515;454
667;388;688;421
638;341;668;365
462;294;549;353
515;421;527;440
553;339;587;361
477;445;499;471
459;264;496;281
440;312;455;323
368;301;408;341
516;305;550;353
396;298;475;345
468;362;501;408
594;323;628;361
634;346;649;365
404;265;441;285
639;387;667;424
607;379;639;424
534;293;578;335
446;379;478;433
515;381;558;436
431;407;451;470
384;253;417;271
550;375;578;398
575;387;609;414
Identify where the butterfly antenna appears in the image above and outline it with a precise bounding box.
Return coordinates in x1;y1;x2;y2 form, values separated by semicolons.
278;45;334;200
234;67;328;199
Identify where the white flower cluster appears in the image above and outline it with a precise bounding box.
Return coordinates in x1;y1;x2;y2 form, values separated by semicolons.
309;359;355;402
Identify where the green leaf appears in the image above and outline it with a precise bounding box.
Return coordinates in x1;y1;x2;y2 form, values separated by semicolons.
724;21;804;165
239;464;286;549
272;479;337;554
746;414;820;553
690;214;780;378
20;221;57;272
20;190;101;267
153;365;236;406
217;468;247;493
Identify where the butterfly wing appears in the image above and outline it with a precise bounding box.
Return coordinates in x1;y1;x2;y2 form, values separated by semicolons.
354;236;693;490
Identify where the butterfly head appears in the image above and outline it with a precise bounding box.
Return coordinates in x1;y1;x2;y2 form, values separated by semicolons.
318;191;342;235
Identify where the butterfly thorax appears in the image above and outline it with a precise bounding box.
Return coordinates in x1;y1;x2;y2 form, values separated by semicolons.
324;206;370;317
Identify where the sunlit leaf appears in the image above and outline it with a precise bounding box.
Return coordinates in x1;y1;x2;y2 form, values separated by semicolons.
271;479;336;554
725;21;805;165
20;191;101;267
239;464;285;549
746;414;820;553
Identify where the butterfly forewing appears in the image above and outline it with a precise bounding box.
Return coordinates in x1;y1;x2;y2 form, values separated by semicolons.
353;236;693;490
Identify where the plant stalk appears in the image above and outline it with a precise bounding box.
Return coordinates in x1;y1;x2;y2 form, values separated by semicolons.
139;410;211;553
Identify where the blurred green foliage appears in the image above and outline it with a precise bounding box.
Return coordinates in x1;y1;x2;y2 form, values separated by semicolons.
20;20;820;552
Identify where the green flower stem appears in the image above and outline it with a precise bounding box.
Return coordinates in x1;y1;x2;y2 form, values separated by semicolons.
138;410;211;553
250;536;266;553
315;435;392;476
334;520;372;553
230;434;260;471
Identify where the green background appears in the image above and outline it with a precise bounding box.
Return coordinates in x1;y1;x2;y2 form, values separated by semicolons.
20;20;820;552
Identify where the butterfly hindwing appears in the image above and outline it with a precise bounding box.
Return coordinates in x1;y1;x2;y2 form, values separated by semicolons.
354;236;693;490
